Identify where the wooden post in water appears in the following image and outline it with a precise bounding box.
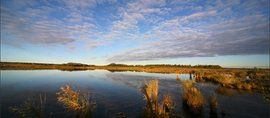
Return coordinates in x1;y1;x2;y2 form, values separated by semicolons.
176;74;180;81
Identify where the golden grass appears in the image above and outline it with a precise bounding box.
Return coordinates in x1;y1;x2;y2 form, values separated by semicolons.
141;80;174;118
182;80;194;90
141;80;159;114
143;80;159;105
235;82;253;90
202;73;257;90
219;77;237;86
161;95;173;110
182;80;205;110
158;95;173;118
204;74;237;85
57;85;82;111
56;85;94;117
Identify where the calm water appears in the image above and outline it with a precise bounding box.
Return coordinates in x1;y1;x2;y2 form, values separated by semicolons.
1;70;269;118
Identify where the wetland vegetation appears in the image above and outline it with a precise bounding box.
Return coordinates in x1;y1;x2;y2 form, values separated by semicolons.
1;62;269;117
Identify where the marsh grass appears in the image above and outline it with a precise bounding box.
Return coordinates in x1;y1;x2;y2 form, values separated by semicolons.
141;80;174;118
9;94;47;118
204;74;237;85
181;80;205;112
56;85;95;118
203;74;256;90
159;95;173;117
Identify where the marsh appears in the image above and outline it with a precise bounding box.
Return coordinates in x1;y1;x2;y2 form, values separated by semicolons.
1;70;269;118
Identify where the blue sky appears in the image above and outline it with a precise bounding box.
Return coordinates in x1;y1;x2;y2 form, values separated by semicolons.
1;0;269;68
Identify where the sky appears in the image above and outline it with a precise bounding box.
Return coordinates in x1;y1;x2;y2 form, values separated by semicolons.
0;0;269;68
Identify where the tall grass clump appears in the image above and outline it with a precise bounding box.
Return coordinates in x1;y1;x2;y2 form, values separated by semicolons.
182;80;205;111
57;85;94;118
141;80;174;118
141;80;159;112
159;95;173;117
9;94;47;118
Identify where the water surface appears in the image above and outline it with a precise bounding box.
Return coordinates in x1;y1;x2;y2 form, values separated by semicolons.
1;70;269;118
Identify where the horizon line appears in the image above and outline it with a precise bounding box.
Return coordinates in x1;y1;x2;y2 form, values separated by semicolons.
1;61;269;69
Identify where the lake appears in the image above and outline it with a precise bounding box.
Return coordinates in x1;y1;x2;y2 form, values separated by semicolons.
1;70;269;118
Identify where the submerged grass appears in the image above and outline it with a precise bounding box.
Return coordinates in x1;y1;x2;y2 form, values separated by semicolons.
9;94;47;118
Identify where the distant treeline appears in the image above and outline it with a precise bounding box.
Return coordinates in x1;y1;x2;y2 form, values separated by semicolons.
0;62;222;69
107;63;222;69
61;62;95;66
0;62;95;66
1;62;56;65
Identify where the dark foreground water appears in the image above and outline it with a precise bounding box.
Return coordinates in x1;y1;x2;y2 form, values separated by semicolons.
1;70;269;118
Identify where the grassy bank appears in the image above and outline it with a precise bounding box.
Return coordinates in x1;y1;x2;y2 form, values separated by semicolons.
0;62;94;71
1;62;268;74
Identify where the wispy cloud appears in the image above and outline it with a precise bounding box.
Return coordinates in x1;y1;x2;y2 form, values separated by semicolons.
1;0;269;62
0;0;113;47
107;0;269;62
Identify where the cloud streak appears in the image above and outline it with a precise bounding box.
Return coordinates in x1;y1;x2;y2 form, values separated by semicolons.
1;0;269;62
1;0;105;47
108;1;269;62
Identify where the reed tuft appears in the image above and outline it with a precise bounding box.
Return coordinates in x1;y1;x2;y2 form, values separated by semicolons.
182;80;205;111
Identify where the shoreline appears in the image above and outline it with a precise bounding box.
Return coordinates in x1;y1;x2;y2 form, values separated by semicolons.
1;62;269;74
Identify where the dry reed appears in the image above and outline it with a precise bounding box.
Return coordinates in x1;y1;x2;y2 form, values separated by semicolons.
141;80;174;118
182;80;205;111
56;85;94;117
